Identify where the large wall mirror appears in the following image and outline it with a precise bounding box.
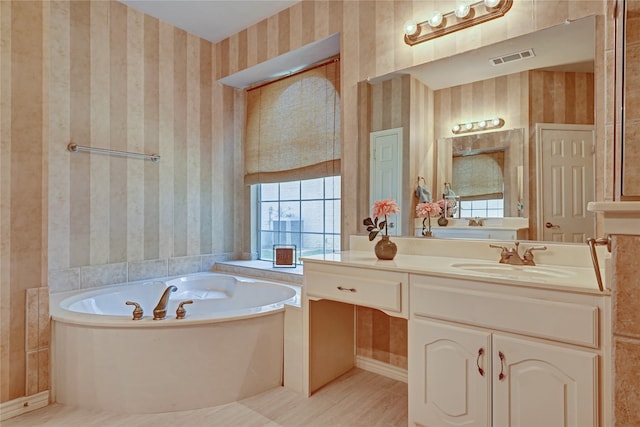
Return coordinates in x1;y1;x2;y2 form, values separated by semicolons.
622;1;640;198
440;128;524;218
362;15;599;242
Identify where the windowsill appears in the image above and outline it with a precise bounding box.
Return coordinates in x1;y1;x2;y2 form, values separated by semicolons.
212;259;304;286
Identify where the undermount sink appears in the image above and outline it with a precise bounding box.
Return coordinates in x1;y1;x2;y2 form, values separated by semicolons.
450;262;575;279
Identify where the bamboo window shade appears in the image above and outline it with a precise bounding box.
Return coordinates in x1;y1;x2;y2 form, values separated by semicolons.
452;150;505;200
244;59;341;185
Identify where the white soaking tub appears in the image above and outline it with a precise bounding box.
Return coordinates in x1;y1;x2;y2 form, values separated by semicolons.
50;272;298;413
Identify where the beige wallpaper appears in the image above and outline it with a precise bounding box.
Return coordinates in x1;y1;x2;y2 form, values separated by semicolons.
1;0;626;417
1;0;243;401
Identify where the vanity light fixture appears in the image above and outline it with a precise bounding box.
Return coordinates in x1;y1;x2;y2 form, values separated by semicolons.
428;11;444;28
404;0;513;46
455;2;471;19
451;117;505;134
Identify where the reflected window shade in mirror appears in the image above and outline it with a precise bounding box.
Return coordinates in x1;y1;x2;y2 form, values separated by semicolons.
452;151;504;200
245;58;341;185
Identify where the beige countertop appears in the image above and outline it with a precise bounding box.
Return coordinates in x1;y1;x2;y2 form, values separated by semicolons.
302;238;608;295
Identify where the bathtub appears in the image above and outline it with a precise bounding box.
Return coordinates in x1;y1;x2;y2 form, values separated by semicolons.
50;272;299;413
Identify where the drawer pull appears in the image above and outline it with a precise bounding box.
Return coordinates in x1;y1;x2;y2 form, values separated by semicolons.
337;286;357;293
476;348;485;376
498;351;506;381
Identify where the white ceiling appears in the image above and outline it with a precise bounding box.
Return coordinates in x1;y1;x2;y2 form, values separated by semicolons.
119;0;340;88
119;0;301;43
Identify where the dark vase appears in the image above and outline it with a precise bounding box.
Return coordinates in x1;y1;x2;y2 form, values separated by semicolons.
374;235;398;260
422;217;434;237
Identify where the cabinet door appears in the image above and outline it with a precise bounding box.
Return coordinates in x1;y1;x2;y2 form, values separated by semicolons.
409;318;491;427
492;334;598;427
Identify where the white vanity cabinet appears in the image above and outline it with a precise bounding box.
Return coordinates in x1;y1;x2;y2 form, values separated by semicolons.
302;261;409;395
409;274;605;427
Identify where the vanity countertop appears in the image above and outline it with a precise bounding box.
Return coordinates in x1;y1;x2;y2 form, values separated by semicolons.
302;250;606;295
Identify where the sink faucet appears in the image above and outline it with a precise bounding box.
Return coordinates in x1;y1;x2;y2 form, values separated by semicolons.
489;241;547;266
153;285;177;320
468;217;484;226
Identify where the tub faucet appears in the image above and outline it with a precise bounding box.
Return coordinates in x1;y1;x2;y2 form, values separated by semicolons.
153;285;177;320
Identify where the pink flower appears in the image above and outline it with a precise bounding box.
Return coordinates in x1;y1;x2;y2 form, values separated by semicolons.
416;202;442;218
437;198;456;209
372;199;400;219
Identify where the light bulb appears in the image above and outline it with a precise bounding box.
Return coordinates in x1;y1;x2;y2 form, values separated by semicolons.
428;11;443;27
464;122;474;130
484;0;501;8
455;3;471;18
452;124;461;133
478;120;487;128
404;20;419;36
491;118;502;127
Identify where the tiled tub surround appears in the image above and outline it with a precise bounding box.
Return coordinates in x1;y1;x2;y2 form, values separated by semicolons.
47;253;234;293
49;272;300;413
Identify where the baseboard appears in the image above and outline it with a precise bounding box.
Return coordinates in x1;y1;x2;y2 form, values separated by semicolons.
355;356;408;383
0;390;49;421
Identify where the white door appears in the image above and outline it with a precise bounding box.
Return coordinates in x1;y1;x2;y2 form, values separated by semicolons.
492;334;598;427
409;318;491;427
370;128;402;236
536;124;595;242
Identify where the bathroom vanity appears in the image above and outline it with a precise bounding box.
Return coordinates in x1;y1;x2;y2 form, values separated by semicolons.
301;236;610;427
413;217;529;240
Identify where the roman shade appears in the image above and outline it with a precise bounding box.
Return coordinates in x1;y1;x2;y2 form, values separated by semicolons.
245;59;341;185
452;150;505;200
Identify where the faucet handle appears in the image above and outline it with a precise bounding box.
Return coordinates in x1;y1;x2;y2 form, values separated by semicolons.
525;245;547;253
125;301;144;320
489;243;508;251
176;300;194;319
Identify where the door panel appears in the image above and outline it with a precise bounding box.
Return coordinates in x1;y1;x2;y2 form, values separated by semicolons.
370;128;402;235
537;125;595;242
492;334;598;427
409;318;491;427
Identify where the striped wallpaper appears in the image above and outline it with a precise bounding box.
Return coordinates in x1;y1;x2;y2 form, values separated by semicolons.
48;1;241;272
0;0;618;409
1;0;244;401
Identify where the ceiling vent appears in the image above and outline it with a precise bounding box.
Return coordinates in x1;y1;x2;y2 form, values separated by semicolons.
489;48;535;66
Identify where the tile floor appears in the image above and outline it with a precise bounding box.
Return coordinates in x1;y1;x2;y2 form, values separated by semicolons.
3;369;408;427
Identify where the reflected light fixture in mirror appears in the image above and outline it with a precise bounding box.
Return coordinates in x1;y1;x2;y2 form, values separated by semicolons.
404;0;513;46
452;118;504;134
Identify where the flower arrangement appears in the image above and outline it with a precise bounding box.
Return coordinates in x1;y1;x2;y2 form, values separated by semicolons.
363;198;400;241
416;201;442;237
437;198;457;217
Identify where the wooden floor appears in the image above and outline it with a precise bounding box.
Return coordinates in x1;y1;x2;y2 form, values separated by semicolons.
3;369;408;427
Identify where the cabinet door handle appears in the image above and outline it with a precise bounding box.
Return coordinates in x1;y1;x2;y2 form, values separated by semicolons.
476;348;485;376
498;351;506;381
337;286;357;293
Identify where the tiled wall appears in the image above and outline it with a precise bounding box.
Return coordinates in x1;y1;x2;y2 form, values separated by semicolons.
611;235;640;426
25;288;49;396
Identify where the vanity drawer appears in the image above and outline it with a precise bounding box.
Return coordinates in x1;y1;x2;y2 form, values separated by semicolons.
305;263;408;317
410;275;600;348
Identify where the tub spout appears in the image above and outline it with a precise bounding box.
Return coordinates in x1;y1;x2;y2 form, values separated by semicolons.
153;285;177;320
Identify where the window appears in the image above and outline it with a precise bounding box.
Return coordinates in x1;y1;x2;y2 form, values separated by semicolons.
257;176;341;263
459;198;504;218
